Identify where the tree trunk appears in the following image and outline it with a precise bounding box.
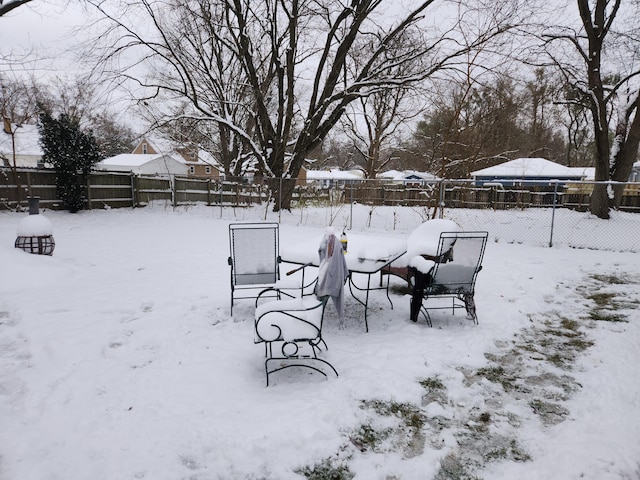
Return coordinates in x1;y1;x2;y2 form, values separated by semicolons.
270;177;297;211
590;183;610;219
609;99;640;207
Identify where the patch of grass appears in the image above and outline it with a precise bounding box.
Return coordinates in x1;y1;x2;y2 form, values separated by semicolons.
588;310;628;322
434;453;482;480
476;366;517;392
545;353;570;368
420;377;445;392
590;274;629;285
478;412;491;424
530;399;569;425
543;328;581;339
566;337;594;351
588;292;617;307
295;458;354;480
516;342;539;354
560;318;580;331
362;399;426;429
349;423;389;452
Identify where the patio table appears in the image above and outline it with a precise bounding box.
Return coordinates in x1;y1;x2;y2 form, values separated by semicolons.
280;234;406;332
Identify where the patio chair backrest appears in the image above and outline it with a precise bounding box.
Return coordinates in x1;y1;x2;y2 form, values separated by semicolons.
430;231;488;294
229;223;280;286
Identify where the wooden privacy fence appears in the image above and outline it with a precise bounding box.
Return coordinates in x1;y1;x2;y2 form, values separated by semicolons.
0;169;269;210
1;168;640;212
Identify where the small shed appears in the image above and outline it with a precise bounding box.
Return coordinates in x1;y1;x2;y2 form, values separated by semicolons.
471;158;584;186
96;153;188;177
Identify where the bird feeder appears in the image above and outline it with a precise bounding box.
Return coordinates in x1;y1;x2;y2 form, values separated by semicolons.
15;197;55;255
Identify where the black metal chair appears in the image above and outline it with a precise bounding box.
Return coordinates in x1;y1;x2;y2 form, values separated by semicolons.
410;231;488;326
228;222;303;315
254;293;337;386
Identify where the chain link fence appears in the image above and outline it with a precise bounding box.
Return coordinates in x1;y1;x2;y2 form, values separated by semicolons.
288;179;640;253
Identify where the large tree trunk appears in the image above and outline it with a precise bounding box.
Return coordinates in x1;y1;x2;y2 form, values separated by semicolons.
609;98;640;208
590;183;611;219
270;177;297;211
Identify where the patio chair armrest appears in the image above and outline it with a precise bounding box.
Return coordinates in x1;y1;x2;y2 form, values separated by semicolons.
409;256;436;275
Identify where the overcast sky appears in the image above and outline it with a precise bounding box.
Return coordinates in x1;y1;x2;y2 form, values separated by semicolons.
1;2;92;76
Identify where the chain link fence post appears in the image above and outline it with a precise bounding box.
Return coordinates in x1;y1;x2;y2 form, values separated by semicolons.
549;181;558;247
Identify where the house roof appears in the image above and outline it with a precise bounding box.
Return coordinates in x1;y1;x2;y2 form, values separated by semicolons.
471;158;582;178
0;123;42;157
569;167;595;181
134;135;221;169
378;169;440;181
98;153;184;168
306;169;363;180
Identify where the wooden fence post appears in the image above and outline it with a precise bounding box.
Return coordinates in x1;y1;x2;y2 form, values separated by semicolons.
172;176;177;208
131;173;137;208
86;174;93;210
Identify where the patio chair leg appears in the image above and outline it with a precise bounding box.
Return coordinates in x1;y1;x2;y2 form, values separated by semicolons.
420;306;432;327
463;293;478;324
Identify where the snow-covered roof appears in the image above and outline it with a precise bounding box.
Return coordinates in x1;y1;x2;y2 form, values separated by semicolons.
378;169;440;181
133;135;175;154
196;150;221;168
306;169;363;180
569;167;595;181
99;153;183;167
471;158;582;178
0;123;42;157
134;135;221;168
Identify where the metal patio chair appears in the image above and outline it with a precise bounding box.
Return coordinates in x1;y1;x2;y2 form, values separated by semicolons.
380;219;461;287
254;293;337;386
228;222;304;315
409;231;488;326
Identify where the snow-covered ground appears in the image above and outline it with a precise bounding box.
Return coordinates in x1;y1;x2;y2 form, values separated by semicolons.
1;204;638;480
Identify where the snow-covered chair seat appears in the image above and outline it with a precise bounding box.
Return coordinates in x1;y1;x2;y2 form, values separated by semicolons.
381;219;461;285
409;231;488;326
254;294;337;386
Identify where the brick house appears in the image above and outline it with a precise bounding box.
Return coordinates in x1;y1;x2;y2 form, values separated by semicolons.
132;137;221;180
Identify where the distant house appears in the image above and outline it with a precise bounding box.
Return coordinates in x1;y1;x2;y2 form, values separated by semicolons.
305;168;363;188
132;137;221;180
471;158;585;186
1;120;43;168
630;162;640;182
378;169;439;186
569;167;595;181
96;153;188;177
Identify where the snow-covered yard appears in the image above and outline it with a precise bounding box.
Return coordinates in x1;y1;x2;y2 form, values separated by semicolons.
1;204;639;480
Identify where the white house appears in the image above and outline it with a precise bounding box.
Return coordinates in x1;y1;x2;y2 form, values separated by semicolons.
132;136;221;180
96;153;189;177
305;168;363;188
471;158;585;186
378;169;440;185
1;121;43;168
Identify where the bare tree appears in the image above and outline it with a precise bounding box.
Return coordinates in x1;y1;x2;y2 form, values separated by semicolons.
540;0;640;218
87;0;531;210
0;73;41;124
339;31;425;179
0;0;32;16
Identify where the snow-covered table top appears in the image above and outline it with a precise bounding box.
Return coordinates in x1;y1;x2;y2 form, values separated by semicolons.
281;233;407;274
